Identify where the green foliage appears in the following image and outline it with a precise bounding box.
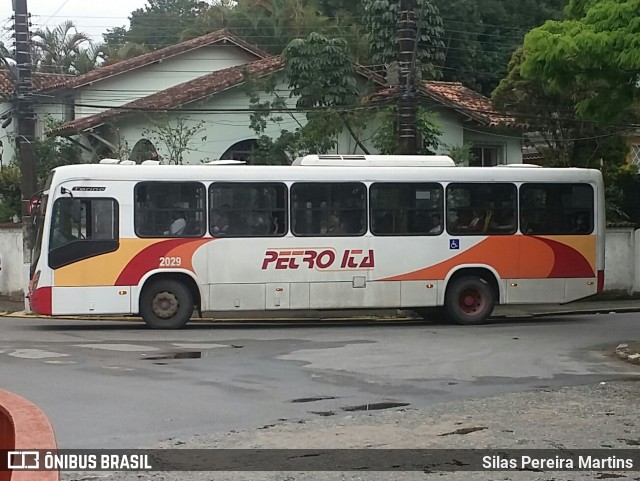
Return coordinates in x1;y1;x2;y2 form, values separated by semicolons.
519;0;640;122
445;143;473;165
433;0;564;95
31;118;84;186
32;21;93;74
117;0;210;49
143;116;207;165
363;0;445;79
0;119;83;220
0;166;22;222
372;108;442;155
284;33;358;108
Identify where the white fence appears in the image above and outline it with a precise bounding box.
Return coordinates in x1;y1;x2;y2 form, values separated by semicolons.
1;226;639;298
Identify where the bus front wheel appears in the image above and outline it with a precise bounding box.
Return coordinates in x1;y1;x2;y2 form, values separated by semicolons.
140;279;193;329
444;276;495;325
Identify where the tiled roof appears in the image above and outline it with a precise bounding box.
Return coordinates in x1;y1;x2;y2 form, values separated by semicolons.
364;81;516;127
43;30;269;91
0;70;72;99
421;81;514;126
48;56;285;136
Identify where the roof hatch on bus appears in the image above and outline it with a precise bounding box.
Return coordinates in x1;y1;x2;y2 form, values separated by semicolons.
292;154;455;167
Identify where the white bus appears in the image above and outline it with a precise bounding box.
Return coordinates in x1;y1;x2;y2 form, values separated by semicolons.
28;155;605;329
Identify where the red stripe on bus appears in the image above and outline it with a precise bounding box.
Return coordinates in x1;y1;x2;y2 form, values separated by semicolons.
597;270;605;293
29;287;52;316
536;237;595;278
115;239;210;286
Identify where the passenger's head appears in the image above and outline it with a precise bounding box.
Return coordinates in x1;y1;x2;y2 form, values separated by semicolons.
327;214;341;231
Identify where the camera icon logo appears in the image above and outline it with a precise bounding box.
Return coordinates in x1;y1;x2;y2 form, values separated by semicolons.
7;451;40;470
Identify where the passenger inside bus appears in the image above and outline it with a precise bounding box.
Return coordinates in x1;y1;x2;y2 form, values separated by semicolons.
573;212;590;233
327;213;343;234
165;211;186;236
212;211;230;236
429;213;442;234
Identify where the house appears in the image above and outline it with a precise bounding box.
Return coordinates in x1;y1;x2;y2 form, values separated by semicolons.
0;30;522;166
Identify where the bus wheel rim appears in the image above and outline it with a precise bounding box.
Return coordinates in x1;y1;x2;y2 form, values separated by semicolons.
459;288;485;314
152;291;179;319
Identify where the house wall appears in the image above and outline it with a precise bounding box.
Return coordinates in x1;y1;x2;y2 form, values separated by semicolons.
75;46;259;118
0;101;16;166
0;100;69;166
433;111;465;154
110;76;305;164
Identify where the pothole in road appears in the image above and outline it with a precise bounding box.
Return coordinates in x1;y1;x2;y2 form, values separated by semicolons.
142;351;202;360
341;402;410;412
290;396;337;403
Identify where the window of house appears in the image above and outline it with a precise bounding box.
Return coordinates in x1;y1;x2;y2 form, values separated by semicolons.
446;183;517;235
370;183;443;235
291;183;366;236
630;144;640;166
134;182;206;237
209;183;287;237
520;183;594;235
470;144;505;166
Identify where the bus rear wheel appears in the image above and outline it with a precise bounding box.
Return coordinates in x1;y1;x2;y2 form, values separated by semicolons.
444;276;495;325
140;279;193;329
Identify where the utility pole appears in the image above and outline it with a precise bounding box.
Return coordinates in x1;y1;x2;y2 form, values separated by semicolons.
12;0;37;304
397;0;418;155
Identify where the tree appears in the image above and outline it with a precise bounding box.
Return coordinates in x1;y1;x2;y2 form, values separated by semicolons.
432;0;565;96
104;0;211;51
493;48;633;220
143;116;207;164
32;21;91;74
363;0;445;80
371;108;442;155
519;0;640;122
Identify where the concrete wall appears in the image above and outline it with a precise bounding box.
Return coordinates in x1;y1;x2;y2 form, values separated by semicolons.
604;227;640;293
0;224;24;297
4;226;639;298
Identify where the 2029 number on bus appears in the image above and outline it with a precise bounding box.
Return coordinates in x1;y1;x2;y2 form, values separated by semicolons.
159;256;182;267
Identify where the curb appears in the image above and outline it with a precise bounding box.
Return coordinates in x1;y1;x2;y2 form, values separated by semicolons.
1;307;639;323
0;388;58;481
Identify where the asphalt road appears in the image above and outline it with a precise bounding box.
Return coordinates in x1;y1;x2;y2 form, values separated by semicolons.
1;312;638;449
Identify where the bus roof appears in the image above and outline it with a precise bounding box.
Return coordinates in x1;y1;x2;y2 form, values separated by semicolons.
292;154;456;167
48;163;604;186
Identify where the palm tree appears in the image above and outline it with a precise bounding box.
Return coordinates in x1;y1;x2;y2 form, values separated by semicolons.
100;42;150;66
32;21;91;74
72;43;106;74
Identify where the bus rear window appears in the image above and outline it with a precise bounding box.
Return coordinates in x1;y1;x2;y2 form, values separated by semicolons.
520;183;594;235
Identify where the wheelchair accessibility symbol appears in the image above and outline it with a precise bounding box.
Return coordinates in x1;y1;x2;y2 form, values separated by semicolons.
450;239;460;250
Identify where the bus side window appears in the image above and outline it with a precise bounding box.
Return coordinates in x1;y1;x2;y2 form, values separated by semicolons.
520;183;593;235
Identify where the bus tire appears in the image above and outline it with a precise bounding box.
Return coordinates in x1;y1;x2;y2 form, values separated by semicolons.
140;279;193;329
444;276;495;325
